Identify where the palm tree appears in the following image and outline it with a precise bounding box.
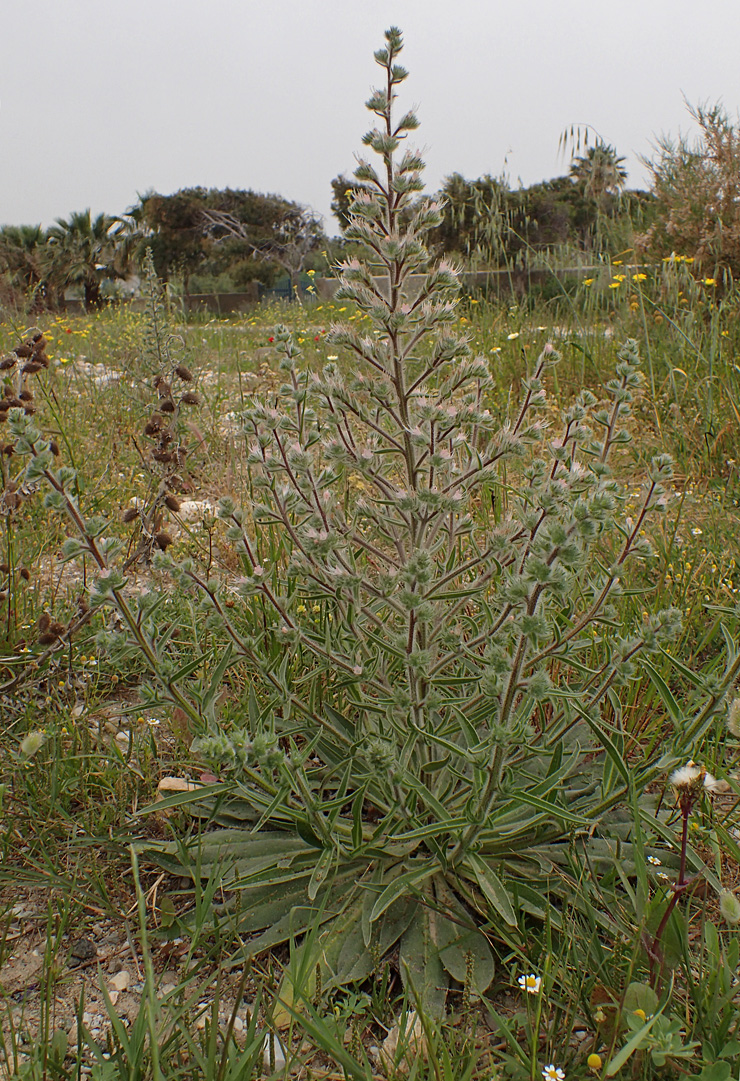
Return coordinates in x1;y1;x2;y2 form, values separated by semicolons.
569;143;628;208
0;224;51;308
46;210;130;308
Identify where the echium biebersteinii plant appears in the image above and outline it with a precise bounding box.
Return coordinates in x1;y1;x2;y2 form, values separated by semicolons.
163;28;720;1008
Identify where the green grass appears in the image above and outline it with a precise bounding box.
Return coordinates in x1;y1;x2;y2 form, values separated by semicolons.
1;277;739;1079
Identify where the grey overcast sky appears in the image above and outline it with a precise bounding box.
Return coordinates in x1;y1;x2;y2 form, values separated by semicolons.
2;1;738;233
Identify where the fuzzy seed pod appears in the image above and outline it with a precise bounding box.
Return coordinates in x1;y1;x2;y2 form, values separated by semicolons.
154;531;174;551
3;387;13;398
7;398;23;409
31;332;46;345
180;391;200;405
0;563;9;574
49;620;66;637
38;613;51;633
14;344;33;358
159;398;175;414
0;355;16;370
2;446;15;459
164;494;181;512
23;404;36;415
0;400;9;412
0;591;6;603
175;364;193;382
38;632;58;645
49;440;60;456
21;361;43;374
19;390;33;402
20;568;30;581
152;450;173;463
122;507;139;523
0;413;7;424
34;353;50;368
144;420;162;436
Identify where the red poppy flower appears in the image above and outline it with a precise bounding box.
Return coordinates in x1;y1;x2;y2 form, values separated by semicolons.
268;337;274;343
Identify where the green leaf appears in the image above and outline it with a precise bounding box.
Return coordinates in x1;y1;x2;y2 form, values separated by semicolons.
436;882;495;993
307;848;335;901
369;861;435;924
605;1010;663;1076
465;854;517;927
399;904;448;1019
642;658;682;723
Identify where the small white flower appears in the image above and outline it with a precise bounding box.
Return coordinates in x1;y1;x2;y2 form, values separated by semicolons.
691;527;703;536
326;354;339;360
647;855;662;866
507;332;520;340
542;1066;565;1081
518;973;541;995
670;761;702;788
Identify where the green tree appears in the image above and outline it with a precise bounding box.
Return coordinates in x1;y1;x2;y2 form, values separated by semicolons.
0;224;53;309
46;209;129;308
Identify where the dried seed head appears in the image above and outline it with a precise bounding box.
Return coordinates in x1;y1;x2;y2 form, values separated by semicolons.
49;440;60;456
35;353;50;368
154;531;174;551
153;374;169;390
14;343;33;359
164;494;181;512
175;364;193;382
21;362;43;375
180;391;200;405
159;428;174;444
49;620;66;637
38;612;51;633
0;400;9;412
38;632;58;645
0;355;16;370
144;419;162;436
19;567;30;581
122;507;139;523
3;387;13;398
159;398;175;414
7;398;23;409
0;563;9;574
0;413;7;424
19;390;33;401
152;450;173;463
0;591;7;603
23;403;36;415
31;332;46;346
2;446;16;461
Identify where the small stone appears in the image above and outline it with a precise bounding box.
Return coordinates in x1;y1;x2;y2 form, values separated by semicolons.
232;1016;244;1033
82;1012;93;1025
107;958;123;974
115;730;131;745
70;937;97;962
160;983;176;997
108;991;119;1006
262;1033;287;1070
110;969;130;992
67;1024;78;1045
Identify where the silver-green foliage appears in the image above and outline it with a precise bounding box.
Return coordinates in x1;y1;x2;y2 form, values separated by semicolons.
156;30;721;1006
